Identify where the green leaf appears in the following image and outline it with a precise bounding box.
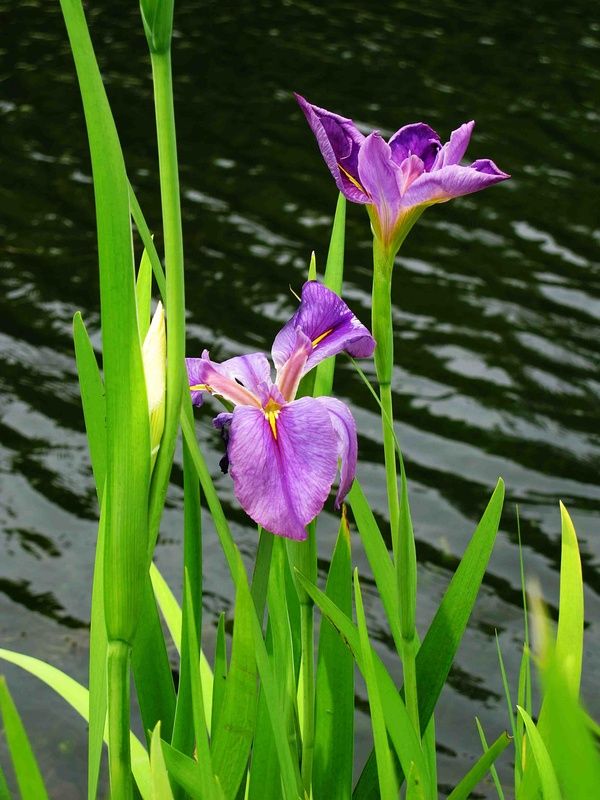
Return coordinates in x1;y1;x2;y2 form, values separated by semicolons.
182;573;218;798
312;193;346;398
251;528;274;621
313;511;354;800
129;186;167;302
149;561;182;652
72;312;106;501
59;0;151;645
0;649;151;798
475;718;505;800
516;707;562;800
0;677;49;800
136;246;153;342
447;730;511;800
354;571;398;799
150;722;175;800
353;479;504;798
296;572;429;791
0;761;10;800
211;613;227;741
211;565;258;798
555;502;584;697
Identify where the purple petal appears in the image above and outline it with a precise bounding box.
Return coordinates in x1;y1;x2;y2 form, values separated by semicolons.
186;353;264;408
432;121;474;169
389;123;441;170
227;398;338;540
295;93;369;204
398;154;425;195
275;328;312;402
315;397;357;507
272;281;375;378
219;352;272;395
401;162;510;207
357;132;402;239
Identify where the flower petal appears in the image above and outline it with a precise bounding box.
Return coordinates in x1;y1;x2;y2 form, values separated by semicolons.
295;93;369;204
401;161;510;208
315;397;357;508
389;122;441;170
357;132;403;240
219;352;272;395
186;352;263;408
227;398;338;540
275;328;312;402
272;281;375;377
432;121;474;169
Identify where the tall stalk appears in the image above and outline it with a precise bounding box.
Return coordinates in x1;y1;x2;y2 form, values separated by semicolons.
107;641;133;800
371;238;420;737
147;46;187;554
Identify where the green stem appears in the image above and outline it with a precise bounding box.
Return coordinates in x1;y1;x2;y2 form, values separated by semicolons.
371;241;399;558
371;238;421;738
147;48;186;555
107;640;133;800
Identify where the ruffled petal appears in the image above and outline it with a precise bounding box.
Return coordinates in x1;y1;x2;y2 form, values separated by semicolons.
219;352;272;395
315;397;357;508
295;94;369;203
272;282;375;379
186;352;263;408
227;398;338;540
431;121;474;169
357;132;403;241
389;122;441;170
275;328;312;402
401;161;510;208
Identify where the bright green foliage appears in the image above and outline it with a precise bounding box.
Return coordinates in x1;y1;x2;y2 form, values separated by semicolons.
475;718;506;800
447;731;511;800
517;707;562;800
313;512;354;800
149;723;175;800
354;570;399;799
0;677;49;800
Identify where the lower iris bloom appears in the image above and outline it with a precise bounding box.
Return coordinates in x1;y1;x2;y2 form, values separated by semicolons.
186;281;375;540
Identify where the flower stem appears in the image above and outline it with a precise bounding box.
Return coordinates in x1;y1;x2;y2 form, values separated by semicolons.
147;48;186;555
371;239;420;738
107;640;133;800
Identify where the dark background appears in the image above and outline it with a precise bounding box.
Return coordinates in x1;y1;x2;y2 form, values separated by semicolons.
0;1;599;797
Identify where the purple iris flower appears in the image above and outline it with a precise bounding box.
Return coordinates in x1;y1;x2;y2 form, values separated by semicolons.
186;281;375;540
295;94;510;253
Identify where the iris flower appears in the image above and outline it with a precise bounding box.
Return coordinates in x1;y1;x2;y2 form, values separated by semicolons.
186;281;375;540
296;94;509;254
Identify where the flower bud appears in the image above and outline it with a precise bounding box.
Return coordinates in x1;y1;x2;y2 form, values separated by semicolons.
139;0;174;54
142;302;166;466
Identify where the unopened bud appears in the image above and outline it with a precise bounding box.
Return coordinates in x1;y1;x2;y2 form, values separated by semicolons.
142;302;166;466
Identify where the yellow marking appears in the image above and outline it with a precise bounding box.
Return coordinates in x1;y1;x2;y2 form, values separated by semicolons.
312;328;333;348
338;163;367;194
189;383;210;392
263;397;281;440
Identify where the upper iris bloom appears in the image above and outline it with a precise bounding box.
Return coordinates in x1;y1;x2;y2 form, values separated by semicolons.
296;94;510;254
186;281;375;540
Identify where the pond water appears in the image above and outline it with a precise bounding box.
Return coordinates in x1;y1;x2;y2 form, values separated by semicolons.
0;1;599;797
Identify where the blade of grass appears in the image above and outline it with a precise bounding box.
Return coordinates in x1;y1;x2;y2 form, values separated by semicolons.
354;571;399;799
0;677;49;800
0;650;151;799
128;186;167;302
313;510;354;800
183;574;219;799
150;723;175;800
446;731;511;800
475;718;506;800
211;613;227;738
516;707;562;800
0;762;10;800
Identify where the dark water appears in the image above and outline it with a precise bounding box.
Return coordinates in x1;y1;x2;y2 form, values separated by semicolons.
1;1;599;796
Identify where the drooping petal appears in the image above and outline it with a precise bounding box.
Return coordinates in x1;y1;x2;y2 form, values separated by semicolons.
272;281;375;378
431;121;474;169
401;161;510;208
227;398;338;540
186;352;263;408
389;122;441;170
357;132;403;241
213;411;233;474
398;154;425;195
295;93;370;204
315;397;357;508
